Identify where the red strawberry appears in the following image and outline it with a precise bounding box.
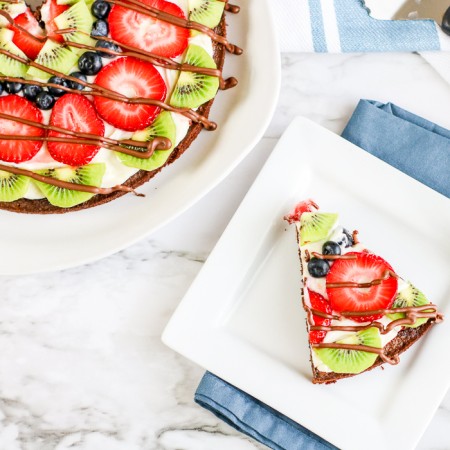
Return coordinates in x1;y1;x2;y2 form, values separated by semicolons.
285;199;318;224
10;9;46;60
0;95;44;163
40;0;69;43
308;289;332;344
109;0;189;58
93;57;167;132
48;94;105;166
326;252;398;323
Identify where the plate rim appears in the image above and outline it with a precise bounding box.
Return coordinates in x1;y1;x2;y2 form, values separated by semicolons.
162;116;450;450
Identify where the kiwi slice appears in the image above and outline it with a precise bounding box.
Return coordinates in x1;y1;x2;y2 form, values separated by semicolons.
33;164;106;208
0;170;30;202
170;44;220;109
387;282;430;328
0;1;27;26
189;0;225;29
314;328;382;374
54;0;96;48
0;28;29;78
26;40;78;81
299;212;338;245
117;112;177;171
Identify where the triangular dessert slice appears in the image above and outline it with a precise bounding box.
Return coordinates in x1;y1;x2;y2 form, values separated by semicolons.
285;200;444;384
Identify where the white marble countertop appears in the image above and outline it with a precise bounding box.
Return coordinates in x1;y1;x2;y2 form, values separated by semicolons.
1;52;449;450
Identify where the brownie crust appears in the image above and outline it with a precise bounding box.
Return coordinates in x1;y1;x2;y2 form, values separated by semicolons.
0;17;227;214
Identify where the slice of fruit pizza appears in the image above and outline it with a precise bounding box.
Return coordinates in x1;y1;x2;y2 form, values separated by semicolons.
285;200;444;384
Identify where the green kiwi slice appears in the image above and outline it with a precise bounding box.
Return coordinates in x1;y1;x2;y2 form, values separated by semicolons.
116;111;176;171
314;328;382;374
0;28;29;78
54;0;96;48
189;0;225;29
26;40;78;81
170;44;220;109
0;170;30;202
387;282;430;328
33;164;106;208
299;212;338;245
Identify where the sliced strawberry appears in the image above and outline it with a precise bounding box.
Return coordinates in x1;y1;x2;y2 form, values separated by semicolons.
285;199;319;224
40;0;69;43
48;94;105;166
308;289;332;344
93;57;167;132
0;95;44;163
10;9;46;60
109;0;189;58
326;252;398;323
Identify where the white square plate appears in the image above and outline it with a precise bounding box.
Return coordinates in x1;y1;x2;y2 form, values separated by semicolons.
162;117;450;450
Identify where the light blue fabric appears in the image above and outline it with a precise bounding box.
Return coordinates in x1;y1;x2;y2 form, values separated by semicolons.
308;0;327;52
195;372;337;450
342;100;450;198
332;0;441;52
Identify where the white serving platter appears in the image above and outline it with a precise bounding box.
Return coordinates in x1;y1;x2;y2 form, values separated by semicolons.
163;117;450;450
0;0;280;275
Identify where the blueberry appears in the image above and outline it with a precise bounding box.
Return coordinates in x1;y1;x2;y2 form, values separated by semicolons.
78;51;103;75
322;241;341;256
68;71;87;91
35;91;55;110
308;258;330;278
23;84;43;101
91;19;109;37
92;0;111;19
0;81;4;95
442;7;450;36
336;228;354;248
95;39;121;58
48;76;69;97
5;81;23;94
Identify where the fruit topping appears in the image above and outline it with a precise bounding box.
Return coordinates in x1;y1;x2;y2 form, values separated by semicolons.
189;0;225;29
326;252;398;323
10;9;46;60
0;169;30;202
67;71;87;90
35;91;55;110
23;84;43;102
284;199;318;224
109;0;189;58
314;328;382;374
5;81;23;94
322;241;341;256
336;228;354;248
93;56;167;131
299;212;338;245
308;258;330;278
48;75;69;97
78;51;103;75
53;0;95;47
170;44;220;109
117;111;176;171
91;19;109;37
48;94;105;166
95;39;121;58
41;0;69;44
34;163;106;208
0;95;44;163
308;290;332;344
92;0;111;20
387;282;430;328
0;28;29;78
27;40;78;81
0;1;27;25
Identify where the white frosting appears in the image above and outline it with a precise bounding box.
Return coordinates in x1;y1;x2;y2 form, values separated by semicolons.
5;0;214;199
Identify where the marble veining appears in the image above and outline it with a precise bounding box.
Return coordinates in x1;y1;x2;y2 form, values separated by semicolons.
0;52;449;449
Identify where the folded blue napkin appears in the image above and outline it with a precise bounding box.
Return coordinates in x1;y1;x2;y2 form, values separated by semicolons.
195;101;450;450
342;100;450;198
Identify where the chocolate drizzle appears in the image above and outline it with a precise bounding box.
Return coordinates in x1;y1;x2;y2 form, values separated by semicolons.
326;270;399;289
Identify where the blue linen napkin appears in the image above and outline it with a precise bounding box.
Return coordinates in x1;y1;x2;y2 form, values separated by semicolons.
195;101;450;450
342;100;450;199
